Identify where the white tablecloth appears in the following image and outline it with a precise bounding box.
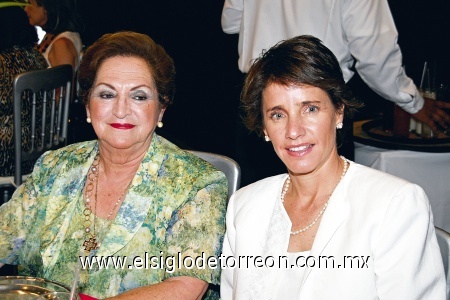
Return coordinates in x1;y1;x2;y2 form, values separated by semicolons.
355;142;450;233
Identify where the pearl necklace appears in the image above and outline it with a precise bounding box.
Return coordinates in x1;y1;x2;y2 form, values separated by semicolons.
281;156;348;235
82;154;133;253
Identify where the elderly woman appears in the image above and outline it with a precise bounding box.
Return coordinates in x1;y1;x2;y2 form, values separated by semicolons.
220;35;445;299
25;0;83;70
0;31;227;299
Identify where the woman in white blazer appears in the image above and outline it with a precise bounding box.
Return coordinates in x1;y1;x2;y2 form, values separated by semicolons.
220;35;445;299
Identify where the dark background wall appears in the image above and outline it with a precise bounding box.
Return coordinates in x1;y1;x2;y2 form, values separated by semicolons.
75;0;450;184
77;0;242;159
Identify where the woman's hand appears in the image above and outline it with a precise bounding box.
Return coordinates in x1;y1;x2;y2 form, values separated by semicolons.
105;276;208;300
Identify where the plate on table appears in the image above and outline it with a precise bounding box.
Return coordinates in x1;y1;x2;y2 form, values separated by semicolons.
361;119;450;144
0;276;70;299
354;119;450;152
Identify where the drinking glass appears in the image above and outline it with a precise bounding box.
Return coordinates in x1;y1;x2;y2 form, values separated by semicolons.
419;88;435;138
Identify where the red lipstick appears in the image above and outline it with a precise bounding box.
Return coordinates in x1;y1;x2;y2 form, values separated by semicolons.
110;123;135;129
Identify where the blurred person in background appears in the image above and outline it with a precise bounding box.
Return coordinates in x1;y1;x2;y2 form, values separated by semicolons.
0;4;48;178
221;0;450;132
25;0;84;70
25;0;88;145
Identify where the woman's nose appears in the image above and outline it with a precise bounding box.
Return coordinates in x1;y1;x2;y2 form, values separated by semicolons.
113;96;131;118
285;118;306;140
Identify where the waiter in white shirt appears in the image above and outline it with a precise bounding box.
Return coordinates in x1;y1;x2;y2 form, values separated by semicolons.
221;0;450;170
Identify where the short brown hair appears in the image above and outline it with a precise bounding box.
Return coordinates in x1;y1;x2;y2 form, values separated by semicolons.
242;35;361;137
78;31;175;107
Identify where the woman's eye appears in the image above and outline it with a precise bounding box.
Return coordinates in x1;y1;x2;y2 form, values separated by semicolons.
99;92;115;99
131;90;155;101
132;93;148;101
306;105;319;113
270;112;284;120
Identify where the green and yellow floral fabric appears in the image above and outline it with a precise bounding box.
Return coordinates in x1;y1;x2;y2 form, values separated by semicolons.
0;135;227;299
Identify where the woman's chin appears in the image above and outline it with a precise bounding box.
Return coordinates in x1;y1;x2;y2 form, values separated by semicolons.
99;139;145;151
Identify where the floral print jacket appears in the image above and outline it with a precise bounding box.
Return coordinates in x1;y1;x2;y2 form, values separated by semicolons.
0;135;227;299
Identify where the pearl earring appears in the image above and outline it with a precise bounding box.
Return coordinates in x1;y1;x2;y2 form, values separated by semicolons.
157;121;163;128
336;122;343;129
86;117;91;123
264;135;270;142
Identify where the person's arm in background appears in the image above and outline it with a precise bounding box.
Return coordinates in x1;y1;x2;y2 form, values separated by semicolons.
47;37;78;69
344;0;450;130
221;0;243;34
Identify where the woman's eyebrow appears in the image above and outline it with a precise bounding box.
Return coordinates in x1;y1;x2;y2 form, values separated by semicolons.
265;105;284;113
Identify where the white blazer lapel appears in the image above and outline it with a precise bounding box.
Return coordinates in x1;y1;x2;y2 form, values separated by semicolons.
300;181;349;290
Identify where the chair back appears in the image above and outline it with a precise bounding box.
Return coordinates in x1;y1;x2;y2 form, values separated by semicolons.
13;64;73;185
188;150;241;200
435;226;450;298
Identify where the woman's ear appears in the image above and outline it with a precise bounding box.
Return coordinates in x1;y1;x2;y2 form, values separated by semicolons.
336;104;345;123
263;128;271;142
158;107;166;121
85;104;90;119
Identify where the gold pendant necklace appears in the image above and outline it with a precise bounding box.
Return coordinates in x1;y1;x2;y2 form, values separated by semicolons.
82;153;134;254
83;154;100;253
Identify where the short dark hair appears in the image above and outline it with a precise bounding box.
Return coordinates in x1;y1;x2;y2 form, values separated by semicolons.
242;35;362;138
78;31;176;107
36;0;84;34
0;7;39;51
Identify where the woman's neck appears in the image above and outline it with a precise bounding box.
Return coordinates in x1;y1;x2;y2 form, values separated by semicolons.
287;155;346;204
97;144;151;181
36;33;57;53
98;151;144;179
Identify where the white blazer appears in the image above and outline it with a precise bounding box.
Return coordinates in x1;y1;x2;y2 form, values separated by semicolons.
221;161;445;299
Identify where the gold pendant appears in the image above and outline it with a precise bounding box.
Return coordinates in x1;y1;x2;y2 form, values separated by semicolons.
83;237;98;252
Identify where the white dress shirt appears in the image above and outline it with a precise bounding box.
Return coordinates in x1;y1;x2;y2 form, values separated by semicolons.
221;0;423;113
